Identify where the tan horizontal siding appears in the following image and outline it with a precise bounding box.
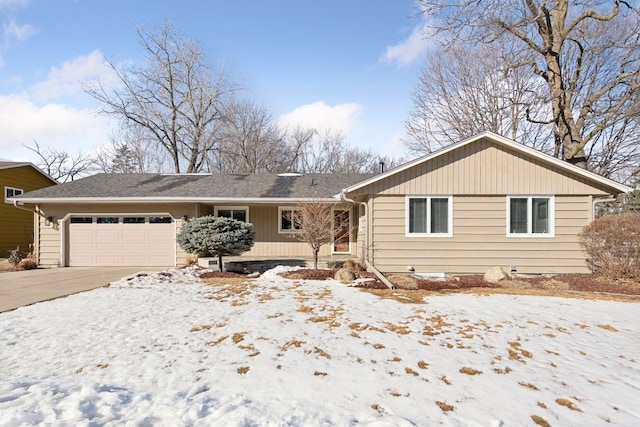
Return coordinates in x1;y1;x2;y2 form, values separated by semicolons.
35;202;358;267
370;195;592;274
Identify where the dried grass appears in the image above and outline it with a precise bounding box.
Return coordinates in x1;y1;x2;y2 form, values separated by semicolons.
556;398;582;412
459;367;482;375
436;401;454;412
531;415;551;427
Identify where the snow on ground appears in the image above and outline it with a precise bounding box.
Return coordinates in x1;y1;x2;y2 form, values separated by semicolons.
0;266;639;426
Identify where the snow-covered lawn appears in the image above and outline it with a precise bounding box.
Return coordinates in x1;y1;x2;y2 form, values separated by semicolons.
1;267;639;426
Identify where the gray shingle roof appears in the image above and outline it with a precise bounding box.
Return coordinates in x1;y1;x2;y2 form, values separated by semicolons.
16;173;373;201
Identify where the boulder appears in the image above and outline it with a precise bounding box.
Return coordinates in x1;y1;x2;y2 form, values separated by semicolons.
334;268;356;282
388;274;420;290
483;267;513;283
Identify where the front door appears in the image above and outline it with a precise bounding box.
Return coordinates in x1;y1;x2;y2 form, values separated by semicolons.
333;209;350;253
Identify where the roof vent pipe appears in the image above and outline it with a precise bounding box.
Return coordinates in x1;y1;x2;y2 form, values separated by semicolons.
379;161;385;173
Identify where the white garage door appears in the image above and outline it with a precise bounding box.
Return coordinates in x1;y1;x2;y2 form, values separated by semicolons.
68;215;175;266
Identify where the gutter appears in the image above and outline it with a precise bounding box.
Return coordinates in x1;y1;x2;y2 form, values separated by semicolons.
592;195;616;219
13;196;341;204
12;200;47;219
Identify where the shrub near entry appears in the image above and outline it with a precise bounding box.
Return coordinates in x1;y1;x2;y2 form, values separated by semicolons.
177;216;255;272
579;212;640;280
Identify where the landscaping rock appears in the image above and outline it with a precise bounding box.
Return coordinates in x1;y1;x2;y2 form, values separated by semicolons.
484;267;514;283
334;268;356;282
388;274;420;290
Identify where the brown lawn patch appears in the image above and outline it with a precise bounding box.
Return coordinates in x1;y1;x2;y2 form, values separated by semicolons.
232;332;247;344
556;398;582;412
237;366;250;374
190;324;213;332
597;324;618;332
282;340;305;351
459;367;482;375
206;336;228;346
314;371;328;376
436;401;454;412
405;367;419;376
311;347;331;359
439;375;452;385
417;360;429;369
519;381;539;390
531;415;551;427
96;364;109;369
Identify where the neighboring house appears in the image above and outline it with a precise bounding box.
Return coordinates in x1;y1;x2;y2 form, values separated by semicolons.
0;162;57;256
12;132;631;274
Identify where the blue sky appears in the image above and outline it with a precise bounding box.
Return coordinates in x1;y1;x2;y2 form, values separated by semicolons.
0;0;430;163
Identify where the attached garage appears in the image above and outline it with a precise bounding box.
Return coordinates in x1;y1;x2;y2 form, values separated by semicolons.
67;215;175;267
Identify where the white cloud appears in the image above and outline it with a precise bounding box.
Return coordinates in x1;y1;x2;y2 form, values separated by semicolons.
0;0;30;8
381;23;432;68
0;93;113;160
31;50;118;101
3;18;36;43
277;101;363;136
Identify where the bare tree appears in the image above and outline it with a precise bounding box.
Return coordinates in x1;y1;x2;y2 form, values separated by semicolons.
95;126;169;173
418;0;640;171
207;99;294;173
86;22;238;173
293;129;386;174
405;43;553;155
284;201;351;269
24;141;94;183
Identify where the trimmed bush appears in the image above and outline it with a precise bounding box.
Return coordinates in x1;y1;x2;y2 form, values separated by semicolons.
578;213;640;280
176;215;255;271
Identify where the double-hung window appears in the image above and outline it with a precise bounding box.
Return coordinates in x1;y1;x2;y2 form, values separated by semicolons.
406;196;452;237
215;206;248;222
507;196;554;237
5;186;23;204
279;207;302;233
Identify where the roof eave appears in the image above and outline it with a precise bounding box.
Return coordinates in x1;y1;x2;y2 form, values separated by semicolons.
14;196;342;204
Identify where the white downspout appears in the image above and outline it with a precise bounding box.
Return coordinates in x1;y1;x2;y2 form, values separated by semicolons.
340;190;368;263
592;196;615;220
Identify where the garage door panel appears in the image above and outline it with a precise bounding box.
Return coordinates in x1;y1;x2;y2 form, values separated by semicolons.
69;216;175;267
95;229;123;239
148;229;174;239
122;229;147;238
122;242;147;251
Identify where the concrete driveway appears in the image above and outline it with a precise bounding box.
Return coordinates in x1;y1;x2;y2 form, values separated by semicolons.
0;267;161;312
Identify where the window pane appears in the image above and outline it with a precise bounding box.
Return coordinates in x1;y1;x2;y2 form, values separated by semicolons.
232;210;246;222
123;217;145;224
217;210;231;218
70;217;92;224
280;209;302;231
97;217;119;224
149;216;171;224
430;198;449;233
409;198;427;233
532;198;549;234
510;198;528;233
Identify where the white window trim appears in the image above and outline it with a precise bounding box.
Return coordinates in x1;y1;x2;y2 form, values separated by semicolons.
214;206;249;222
4;186;23;204
332;208;352;254
278;206;302;234
506;195;555;238
405;195;453;238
